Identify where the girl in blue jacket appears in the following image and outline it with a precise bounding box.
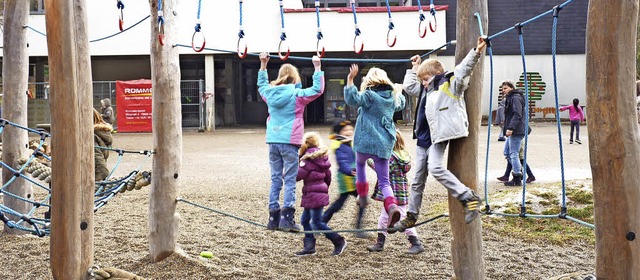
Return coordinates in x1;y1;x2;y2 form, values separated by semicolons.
343;65;406;229
258;53;325;232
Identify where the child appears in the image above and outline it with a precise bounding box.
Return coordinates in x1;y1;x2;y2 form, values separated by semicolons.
396;37;486;231
295;132;347;256
367;129;425;254
93;109;114;181
321;120;369;239
100;98;114;126
560;98;585;144
258;53;324;232
343;65;406;229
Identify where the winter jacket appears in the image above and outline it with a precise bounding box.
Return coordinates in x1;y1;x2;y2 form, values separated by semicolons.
94;123;114;181
371;149;411;205
559;105;584;121
403;71;432;148
258;70;325;145
329;136;356;194
101;99;114;125
503;89;529;136
297;147;332;209
494;98;505;125
344;84;406;159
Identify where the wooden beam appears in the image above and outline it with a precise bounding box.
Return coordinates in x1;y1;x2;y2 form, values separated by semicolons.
148;0;182;262
446;0;487;278
44;0;95;279
2;0;32;235
586;0;640;278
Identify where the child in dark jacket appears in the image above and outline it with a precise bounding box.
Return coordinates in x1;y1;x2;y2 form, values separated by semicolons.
295;132;347;256
322;120;369;239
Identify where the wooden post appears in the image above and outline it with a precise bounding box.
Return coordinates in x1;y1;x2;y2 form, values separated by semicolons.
148;0;182;262
2;0;32;235
44;0;95;279
446;0;487;278
586;0;640;278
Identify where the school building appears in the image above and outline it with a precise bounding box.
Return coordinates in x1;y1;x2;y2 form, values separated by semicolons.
0;0;587;129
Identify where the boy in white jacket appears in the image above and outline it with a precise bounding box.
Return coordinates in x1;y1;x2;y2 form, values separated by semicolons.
395;37;486;232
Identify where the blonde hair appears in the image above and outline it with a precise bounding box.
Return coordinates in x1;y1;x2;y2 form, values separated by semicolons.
93;108;106;125
299;131;323;157
360;67;402;106
271;64;301;86
393;129;406;152
417;59;445;79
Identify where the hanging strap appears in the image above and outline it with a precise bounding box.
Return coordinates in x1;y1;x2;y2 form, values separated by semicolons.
429;0;437;32
192;0;206;52
315;0;325;57
277;0;290;60
416;0;427;38
237;0;248;58
117;0;125;31
384;0;396;47
350;0;363;54
157;0;165;46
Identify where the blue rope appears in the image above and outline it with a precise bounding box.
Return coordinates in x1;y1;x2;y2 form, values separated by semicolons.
488;0;575;40
24;15;151;43
417;0;425;21
315;0;323;40
351;0;361;36
157;0;164;26
516;24;531;215
194;0;202;32
238;0;244;38
278;0;287;41
483;44;495;209
551;6;568;210
384;0;394;30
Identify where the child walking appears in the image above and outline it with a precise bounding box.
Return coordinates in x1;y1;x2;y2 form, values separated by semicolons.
396;37;486;231
258;53;325;232
367;130;425;254
321;120;369;239
295;132;347;256
560;98;585;144
343;65;406;229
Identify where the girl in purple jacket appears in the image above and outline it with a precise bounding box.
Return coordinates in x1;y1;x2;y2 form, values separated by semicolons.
295;132;347;257
560;98;585;144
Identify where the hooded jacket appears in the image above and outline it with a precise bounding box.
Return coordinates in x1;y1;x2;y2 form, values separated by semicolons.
101;99;114;125
344;84;406;159
94;123;114;181
329;135;356;194
297;147;332;209
258;70;325;145
371;149;411;205
503;89;529;136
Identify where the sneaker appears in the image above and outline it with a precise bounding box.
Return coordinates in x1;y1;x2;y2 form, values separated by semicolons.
461;193;482;224
331;237;347;256
394;212;418;233
496;175;510;182
576;140;582;144
526;176;536;184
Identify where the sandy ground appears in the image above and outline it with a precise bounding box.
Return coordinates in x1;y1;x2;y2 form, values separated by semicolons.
0;123;595;279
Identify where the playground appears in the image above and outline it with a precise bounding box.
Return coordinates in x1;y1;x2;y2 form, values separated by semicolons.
0;123;596;279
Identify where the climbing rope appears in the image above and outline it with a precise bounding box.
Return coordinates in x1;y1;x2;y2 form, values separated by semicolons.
157;0;165;46
116;0;125;32
350;0;364;54
191;0;206;52
428;0;437;33
384;0;397;47
277;0;290;60
314;0;325;58
237;0;248;59
24;15;150;43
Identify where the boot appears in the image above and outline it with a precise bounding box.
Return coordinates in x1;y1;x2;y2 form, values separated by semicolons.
526;175;536;184
356;182;369;207
278;207;302;232
266;208;280;231
504;172;522;186
460;191;482;224
383;196;401;230
366;233;385;252
294;237;316;257
328;234;347;256
406;235;425;255
394;211;418;233
496;175;510;182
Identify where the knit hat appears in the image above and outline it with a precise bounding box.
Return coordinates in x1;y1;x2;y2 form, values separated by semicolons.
331;120;353;135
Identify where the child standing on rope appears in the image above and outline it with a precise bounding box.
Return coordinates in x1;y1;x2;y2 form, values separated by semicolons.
295;132;347;256
322;120;369;239
560;98;585;144
258;53;324;232
396;37;486;232
343;65;406;229
367;129;425;254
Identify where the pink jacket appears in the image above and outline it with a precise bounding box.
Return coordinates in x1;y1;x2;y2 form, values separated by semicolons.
559;105;584;121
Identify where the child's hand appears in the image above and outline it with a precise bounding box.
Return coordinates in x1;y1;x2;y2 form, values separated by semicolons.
476;36;487;53
347;64;359;81
312;55;321;70
410;55;422;71
259;52;270;70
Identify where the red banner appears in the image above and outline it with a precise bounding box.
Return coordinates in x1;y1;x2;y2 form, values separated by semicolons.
116;79;153;132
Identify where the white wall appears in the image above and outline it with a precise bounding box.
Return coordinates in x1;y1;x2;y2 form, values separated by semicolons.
13;0;447;57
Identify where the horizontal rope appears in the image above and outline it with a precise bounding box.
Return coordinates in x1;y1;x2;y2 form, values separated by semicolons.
23;15;150;43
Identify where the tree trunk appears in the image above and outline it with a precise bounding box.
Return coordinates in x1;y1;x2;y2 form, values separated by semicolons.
45;0;95;279
148;0;182;263
2;0;33;235
586;0;640;278
446;0;487;279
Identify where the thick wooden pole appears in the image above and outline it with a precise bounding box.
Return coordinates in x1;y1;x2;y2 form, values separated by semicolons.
44;0;94;279
446;0;487;278
586;0;640;278
148;0;182;262
2;0;32;235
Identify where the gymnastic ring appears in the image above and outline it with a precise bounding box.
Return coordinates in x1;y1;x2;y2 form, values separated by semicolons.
316;39;325;58
158;22;165;46
119;19;124;32
278;40;290;60
237;37;248;59
386;28;397;48
429;6;437;32
191;31;206;52
353;35;364;54
418;20;427;38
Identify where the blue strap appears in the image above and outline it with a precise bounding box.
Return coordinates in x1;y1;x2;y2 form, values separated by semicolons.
351;0;361;36
157;0;164;25
194;0;202;32
238;0;244;38
279;0;287;41
384;0;394;30
315;0;323;40
429;0;436;16
417;0;425;21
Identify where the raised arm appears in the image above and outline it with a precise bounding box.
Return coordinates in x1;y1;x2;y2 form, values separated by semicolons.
403;55;422;97
257;52;271;95
450;37;486;95
343;64;369;107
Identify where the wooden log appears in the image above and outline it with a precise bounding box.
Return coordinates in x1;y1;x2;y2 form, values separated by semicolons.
2;0;32;235
586;0;640;278
44;0;95;279
445;0;487;279
148;0;182;262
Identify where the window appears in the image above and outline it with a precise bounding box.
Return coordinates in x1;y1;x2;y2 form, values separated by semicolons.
30;0;45;14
